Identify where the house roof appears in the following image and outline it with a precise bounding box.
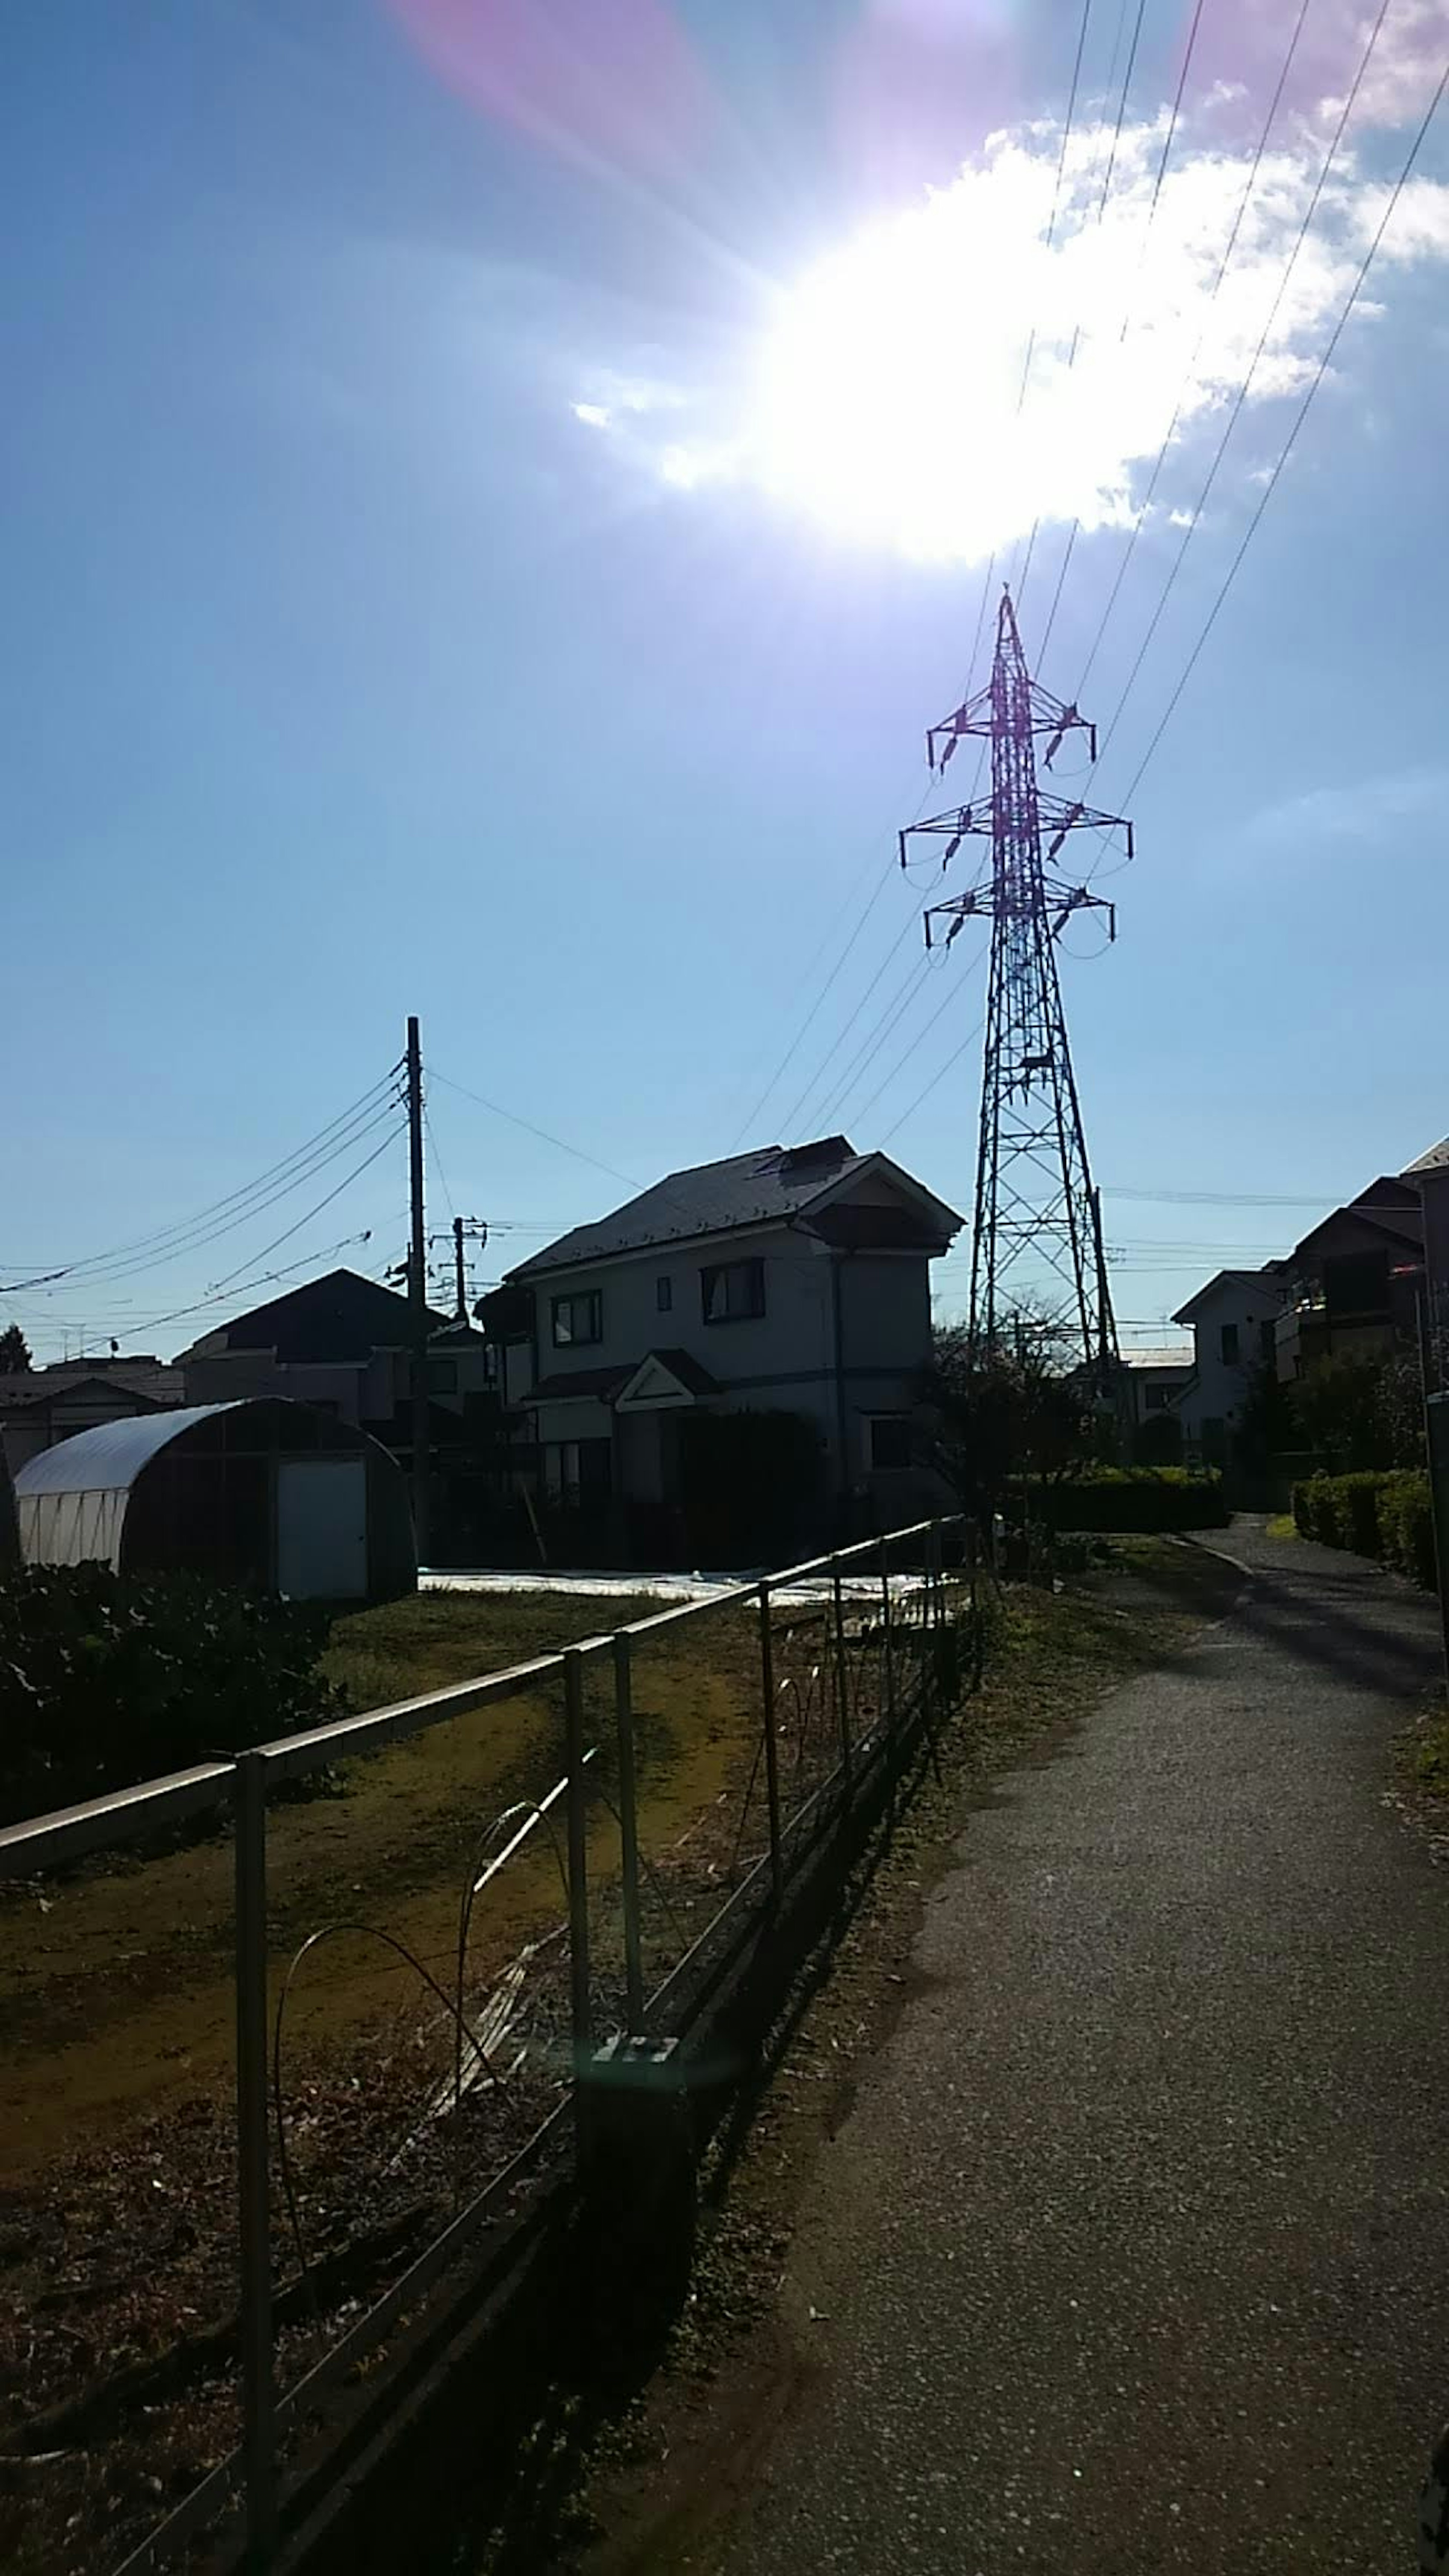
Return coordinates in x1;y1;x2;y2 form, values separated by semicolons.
507;1138;962;1279
0;1373;170;1417
1171;1267;1284;1326
1403;1135;1449;1177
179;1267;448;1365
1117;1346;1194;1372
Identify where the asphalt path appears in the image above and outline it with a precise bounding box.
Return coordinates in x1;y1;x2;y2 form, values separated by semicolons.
712;1520;1449;2574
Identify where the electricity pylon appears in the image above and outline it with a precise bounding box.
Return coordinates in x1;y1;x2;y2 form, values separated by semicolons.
899;589;1133;1386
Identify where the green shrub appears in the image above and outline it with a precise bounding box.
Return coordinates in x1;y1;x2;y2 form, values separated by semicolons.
1043;1466;1229;1533
1376;1470;1437;1589
0;1563;346;1828
1290;1470;1438;1589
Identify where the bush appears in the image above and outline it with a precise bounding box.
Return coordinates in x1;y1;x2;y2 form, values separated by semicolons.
0;1563;346;1827
1291;1470;1438;1589
1042;1466;1229;1533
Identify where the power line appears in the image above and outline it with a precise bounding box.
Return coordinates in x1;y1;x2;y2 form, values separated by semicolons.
1074;0;1403;853
1072;0;1314;709
430;1069;657;1200
423;1100;458;1225
1098;46;1449;823
0;1067;401;1292
204;1124;402;1295
786;923;926;1136
1034;0;1206;667
738;0;1101;1154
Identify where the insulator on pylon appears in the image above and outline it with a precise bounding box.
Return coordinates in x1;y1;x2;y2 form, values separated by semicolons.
923;914;933;950
944;833;962;865
1044;726;1065;769
940;736;957;770
945;915;964;948
898;832;908;870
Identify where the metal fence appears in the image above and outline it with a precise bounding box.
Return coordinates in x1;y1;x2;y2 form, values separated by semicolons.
0;1515;969;2574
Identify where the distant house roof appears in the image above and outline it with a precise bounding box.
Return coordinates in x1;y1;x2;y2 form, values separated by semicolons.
1117;1346;1194;1372
179;1268;448;1366
0;1373;169;1418
507;1139;962;1280
1404;1135;1449;1177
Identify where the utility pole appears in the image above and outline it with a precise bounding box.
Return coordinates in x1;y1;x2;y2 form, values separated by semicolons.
454;1215;467;1322
901;589;1134;1389
405;1014;430;1565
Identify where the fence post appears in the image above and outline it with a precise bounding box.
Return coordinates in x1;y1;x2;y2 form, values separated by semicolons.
563;1651;592;2134
234;1750;277;2567
612;1633;645;2032
831;1560;853;1788
879;1533;897;1736
923;1521;944;1783
758;1581;783;1906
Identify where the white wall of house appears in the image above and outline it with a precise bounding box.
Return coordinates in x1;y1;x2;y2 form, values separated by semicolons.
519;1226;938;1497
1176;1274;1283;1450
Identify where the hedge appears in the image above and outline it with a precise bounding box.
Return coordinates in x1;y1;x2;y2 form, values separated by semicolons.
1291;1470;1438;1589
0;1563;346;1829
1042;1466;1230;1533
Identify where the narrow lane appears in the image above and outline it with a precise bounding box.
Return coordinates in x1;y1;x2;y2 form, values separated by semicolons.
712;1525;1449;2573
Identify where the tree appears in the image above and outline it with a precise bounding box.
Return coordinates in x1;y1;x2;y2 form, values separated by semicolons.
0;1324;31;1373
1289;1348;1424;1475
919;1319;1096;1523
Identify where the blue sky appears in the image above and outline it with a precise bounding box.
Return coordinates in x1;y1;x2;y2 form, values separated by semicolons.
3;0;1447;1358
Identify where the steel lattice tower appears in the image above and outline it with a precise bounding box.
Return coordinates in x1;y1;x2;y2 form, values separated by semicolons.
900;590;1134;1384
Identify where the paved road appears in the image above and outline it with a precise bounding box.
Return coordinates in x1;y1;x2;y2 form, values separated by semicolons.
712;1521;1449;2574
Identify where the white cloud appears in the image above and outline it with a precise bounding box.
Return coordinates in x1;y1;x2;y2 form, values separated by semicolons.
1246;766;1448;845
572;400;612;429
571;59;1449;561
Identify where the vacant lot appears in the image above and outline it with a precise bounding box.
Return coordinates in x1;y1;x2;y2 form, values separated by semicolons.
0;1587;763;2175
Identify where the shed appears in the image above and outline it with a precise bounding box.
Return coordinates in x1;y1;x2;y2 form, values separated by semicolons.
14;1399;415;1601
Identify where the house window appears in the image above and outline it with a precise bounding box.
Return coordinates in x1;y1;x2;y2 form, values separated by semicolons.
1219;1323;1240;1366
656;1275;673;1313
1144;1384;1172;1411
552;1290;602;1348
869;1416;912;1472
701;1258;765;1325
427;1357;458;1393
1259;1318;1277;1362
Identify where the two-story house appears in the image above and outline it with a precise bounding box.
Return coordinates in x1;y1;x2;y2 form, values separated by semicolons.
1272;1179;1424;1383
1171;1267;1287;1464
487;1135;963;1552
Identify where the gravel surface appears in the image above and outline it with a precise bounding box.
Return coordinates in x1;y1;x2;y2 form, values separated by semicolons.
711;1519;1449;2574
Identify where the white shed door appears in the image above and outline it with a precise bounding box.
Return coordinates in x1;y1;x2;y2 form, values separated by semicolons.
276;1460;367;1600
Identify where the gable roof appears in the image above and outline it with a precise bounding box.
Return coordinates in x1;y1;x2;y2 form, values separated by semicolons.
178;1268;448;1365
1404;1135;1449;1177
1171;1266;1285;1326
508;1139;962;1279
0;1373;169;1418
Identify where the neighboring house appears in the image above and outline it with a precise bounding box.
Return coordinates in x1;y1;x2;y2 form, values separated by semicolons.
1171;1268;1287;1465
1272;1178;1424;1383
486;1135;963;1545
1115;1345;1196;1442
179;1268;492;1432
0;1355;183;1476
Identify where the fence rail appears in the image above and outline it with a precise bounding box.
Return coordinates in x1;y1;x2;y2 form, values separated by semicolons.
0;1515;970;2575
